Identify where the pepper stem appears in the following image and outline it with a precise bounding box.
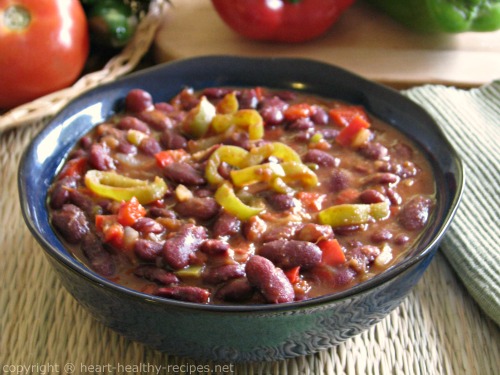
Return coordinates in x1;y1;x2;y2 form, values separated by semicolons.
3;5;31;31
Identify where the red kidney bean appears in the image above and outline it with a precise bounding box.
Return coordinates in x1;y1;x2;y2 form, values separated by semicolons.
394;234;410;245
297;223;334;243
68;189;98;217
117;116;150;134
49;176;78;209
348;245;381;273
259;240;322;270
334;225;363;236
199;239;230;256
329;169;351;192
385;188;402;206
237;88;260;109
51;204;89;244
262;224;301;243
317;128;340;139
137;110;173;131
163;162;206;185
223;131;250;150
202;264;245;285
288;117;315;130
311;106;329;125
331;266;357;287
125;89;153;112
359;189;387;204
175;197;220;220
371;229;393;243
259;97;287;125
266;193;295;211
89;143;115;171
155;286;210;303
132;217;165;234
134;265;179;285
215;278;254;302
117;141;137;155
366;172;400;186
149;207;177;219
202;87;233;98
398;195;433;230
81;233;115;276
213;212;241;238
392;143;413;160
243;216;267;242
163;224;208;269
359;142;388;160
160;129;187;150
154;102;175;113
134;239;164;261
303;149;340;168
245;255;295;304
138;136;162;156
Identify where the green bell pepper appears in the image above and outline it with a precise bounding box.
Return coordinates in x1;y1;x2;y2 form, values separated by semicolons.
364;0;500;32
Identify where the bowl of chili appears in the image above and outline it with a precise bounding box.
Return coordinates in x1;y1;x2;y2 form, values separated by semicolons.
19;56;463;362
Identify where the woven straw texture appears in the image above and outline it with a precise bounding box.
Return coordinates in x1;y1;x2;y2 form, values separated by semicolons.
0;0;170;133
1;84;499;374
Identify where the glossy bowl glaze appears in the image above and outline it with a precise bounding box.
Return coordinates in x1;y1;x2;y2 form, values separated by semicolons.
19;56;463;362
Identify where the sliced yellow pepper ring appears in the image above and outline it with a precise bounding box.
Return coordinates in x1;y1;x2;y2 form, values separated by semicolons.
84;170;168;204
280;162;318;187
245;142;301;165
232;109;264;140
318;202;390;228
216;91;239;114
205;145;249;186
230;163;286;187
175;265;203;278
211;113;233;134
215;183;263;221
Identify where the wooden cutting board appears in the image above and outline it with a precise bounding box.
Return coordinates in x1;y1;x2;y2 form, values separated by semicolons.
154;0;500;88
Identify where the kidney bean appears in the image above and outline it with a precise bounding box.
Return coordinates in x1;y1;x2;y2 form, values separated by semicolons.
262;224;301;243
117;141;137;155
259;97;287;125
329;169;351;192
160;129;187;150
394;234;410;245
155;286;210;303
243;216;267;242
202;87;233;98
297;223;334;243
68;189;96;217
245;255;295;304
49;176;78;209
163;224;208;269
134;239;164;261
288;117;314;131
213;212;241;238
366;173;400;186
317;128;340;139
311;106;329;125
259;240;322;270
331;266;357;287
238;88;260;109
132;217;165;234
117;116;150;134
138;137;162;156
371;229;393;243
215;278;254;302
134;265;179;285
398;195;433;230
303;149;340;168
359;189;387;204
202;264;245;285
359;142;388;160
334;225;363;236
223;131;250;150
125;89;153;112
51;204;89;244
154;102;175;113
149;207;177;219
137;110;173;131
385;188;402;205
392;143;413;160
266;193;295;211
175;197;220;220
89;143;115;171
348;245;381;273
81;233;115;276
163;162;206;185
199;239;230;256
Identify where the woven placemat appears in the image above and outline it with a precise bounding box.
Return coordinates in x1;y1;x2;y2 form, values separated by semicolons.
1;96;499;375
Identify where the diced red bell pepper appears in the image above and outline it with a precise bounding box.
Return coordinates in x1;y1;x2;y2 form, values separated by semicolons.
95;214;124;248
329;105;368;127
335;115;371;147
295;191;326;212
58;156;87;179
284;266;301;284
334;188;360;205
154;149;188;168
117;196;146;227
284;103;314;121
318;239;346;266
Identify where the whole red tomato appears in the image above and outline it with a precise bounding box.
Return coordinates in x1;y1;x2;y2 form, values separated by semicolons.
0;0;89;110
211;0;355;43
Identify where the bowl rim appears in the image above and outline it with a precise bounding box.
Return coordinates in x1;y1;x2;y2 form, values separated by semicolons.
18;55;465;313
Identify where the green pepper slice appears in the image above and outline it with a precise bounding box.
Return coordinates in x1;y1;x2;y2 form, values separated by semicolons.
230;163;286;187
281;162;318;187
205;145;249;185
84;170;168;204
182;96;217;139
245;142;302;165
318;202;390;227
214;183;263;221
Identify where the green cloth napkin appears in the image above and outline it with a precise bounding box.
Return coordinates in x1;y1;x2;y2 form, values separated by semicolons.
404;81;500;325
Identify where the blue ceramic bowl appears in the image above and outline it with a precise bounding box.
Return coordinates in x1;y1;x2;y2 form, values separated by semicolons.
19;56;463;362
